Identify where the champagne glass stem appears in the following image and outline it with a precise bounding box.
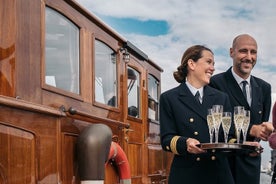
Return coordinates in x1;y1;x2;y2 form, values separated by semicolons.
209;130;214;143
243;132;247;144
224;132;228;143
236;129;241;144
215;128;219;143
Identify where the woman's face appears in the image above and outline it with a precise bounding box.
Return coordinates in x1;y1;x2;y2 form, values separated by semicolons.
190;50;215;88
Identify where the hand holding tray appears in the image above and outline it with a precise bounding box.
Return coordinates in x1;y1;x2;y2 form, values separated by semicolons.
196;143;263;154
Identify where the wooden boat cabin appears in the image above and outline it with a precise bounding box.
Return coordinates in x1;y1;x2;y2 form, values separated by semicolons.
0;0;173;183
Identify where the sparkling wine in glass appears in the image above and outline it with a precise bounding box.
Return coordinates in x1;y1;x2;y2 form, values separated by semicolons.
212;105;223;143
234;106;245;144
222;112;232;143
242;110;250;144
207;109;215;143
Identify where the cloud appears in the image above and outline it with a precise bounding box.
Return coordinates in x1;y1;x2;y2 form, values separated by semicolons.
77;0;276;93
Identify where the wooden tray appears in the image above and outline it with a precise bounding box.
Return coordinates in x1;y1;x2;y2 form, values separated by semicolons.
196;143;263;153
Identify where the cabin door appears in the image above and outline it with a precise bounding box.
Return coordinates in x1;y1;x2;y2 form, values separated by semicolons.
123;62;148;184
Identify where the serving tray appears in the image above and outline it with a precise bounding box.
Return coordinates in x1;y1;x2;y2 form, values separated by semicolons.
196;143;263;153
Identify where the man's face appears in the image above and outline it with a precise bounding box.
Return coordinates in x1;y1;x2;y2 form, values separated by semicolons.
230;35;257;78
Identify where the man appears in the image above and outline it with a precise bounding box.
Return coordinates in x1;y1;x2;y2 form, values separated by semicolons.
210;34;273;184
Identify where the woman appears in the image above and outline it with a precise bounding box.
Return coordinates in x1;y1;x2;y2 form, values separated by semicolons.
159;45;234;184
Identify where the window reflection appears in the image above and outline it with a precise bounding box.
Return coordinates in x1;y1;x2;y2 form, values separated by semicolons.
94;40;117;107
45;7;80;94
127;67;140;118
148;122;161;144
147;75;161;144
148;75;159;120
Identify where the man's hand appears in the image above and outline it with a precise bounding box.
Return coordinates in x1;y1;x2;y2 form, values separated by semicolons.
250;122;273;141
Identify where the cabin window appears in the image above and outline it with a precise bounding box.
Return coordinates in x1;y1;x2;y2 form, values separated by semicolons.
147;75;160;144
148;74;159;121
94;40;117;107
127;67;140;118
45;7;80;94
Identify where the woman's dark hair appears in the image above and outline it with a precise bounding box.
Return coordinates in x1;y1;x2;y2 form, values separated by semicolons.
173;45;213;83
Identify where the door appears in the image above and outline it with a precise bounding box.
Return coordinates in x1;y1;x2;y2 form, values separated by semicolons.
123;59;148;184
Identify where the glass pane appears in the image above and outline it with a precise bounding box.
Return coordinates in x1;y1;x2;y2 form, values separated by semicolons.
45;7;80;94
148;122;161;144
127;67;140;118
94;40;117;107
148;75;159;120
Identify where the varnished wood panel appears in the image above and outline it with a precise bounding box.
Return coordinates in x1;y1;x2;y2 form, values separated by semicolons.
0;105;60;183
127;143;142;179
0;123;36;184
126;120;143;143
148;145;163;174
0;0;16;97
163;152;173;181
60;133;80;184
16;0;42;102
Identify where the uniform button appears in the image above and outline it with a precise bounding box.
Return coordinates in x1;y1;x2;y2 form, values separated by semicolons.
196;157;201;161
194;131;198;136
166;146;170;151
189;118;194;123
211;156;216;160
258;111;262;114
212;149;216;153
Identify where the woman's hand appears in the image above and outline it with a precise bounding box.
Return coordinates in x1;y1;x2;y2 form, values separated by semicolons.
244;141;263;157
186;138;206;154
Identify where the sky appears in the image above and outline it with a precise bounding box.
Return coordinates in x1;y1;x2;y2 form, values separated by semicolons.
76;0;276;167
76;0;276;95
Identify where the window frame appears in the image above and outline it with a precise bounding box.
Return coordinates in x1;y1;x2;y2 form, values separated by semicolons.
42;5;82;100
93;39;118;108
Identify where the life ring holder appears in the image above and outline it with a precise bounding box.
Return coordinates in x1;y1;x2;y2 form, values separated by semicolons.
107;141;131;184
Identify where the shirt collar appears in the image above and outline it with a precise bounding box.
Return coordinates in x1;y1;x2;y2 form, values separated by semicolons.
185;81;204;97
231;67;251;84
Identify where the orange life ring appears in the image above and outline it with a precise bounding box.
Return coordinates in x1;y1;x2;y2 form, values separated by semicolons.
107;141;131;184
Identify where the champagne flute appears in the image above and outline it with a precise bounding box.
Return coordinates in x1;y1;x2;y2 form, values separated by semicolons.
222;112;232;143
242;110;250;144
207;109;215;143
212;105;223;143
234;106;245;144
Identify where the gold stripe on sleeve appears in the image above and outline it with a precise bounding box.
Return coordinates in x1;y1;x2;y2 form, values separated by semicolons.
170;136;180;155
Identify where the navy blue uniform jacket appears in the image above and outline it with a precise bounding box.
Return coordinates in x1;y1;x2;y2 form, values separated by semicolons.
210;67;271;184
160;82;234;184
